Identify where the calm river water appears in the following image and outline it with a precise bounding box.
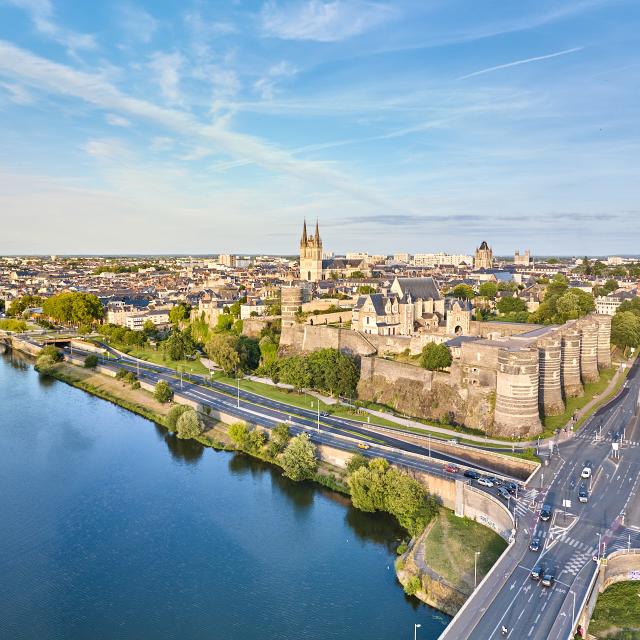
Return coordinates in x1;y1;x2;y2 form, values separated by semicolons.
0;349;450;639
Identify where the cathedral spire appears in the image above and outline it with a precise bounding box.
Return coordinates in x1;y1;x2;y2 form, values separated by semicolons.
301;219;308;245
314;219;321;245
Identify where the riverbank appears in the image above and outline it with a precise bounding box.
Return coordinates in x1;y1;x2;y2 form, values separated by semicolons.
588;580;640;638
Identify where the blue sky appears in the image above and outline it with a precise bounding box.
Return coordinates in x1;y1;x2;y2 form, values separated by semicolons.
0;0;639;256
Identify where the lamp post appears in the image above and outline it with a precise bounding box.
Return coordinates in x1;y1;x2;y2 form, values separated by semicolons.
474;551;480;588
414;623;421;640
237;377;240;408
596;532;602;561
570;590;576;631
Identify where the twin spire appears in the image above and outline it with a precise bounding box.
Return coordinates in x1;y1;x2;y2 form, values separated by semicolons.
300;219;321;246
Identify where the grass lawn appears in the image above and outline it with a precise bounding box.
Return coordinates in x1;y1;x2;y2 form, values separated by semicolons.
588;581;640;638
124;344;210;375
422;510;507;593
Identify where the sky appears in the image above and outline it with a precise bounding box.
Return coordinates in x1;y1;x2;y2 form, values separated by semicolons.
0;0;639;256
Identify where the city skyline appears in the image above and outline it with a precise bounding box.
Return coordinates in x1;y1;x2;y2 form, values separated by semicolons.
1;0;640;255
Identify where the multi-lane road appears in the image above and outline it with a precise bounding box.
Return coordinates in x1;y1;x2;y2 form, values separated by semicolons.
443;356;640;640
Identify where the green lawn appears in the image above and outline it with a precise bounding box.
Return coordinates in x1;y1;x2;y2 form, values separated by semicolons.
422;510;507;592
589;581;640;638
124;345;210;375
542;365;622;433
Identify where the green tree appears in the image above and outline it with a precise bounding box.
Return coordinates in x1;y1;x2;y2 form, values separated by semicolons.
154;380;173;403
0;318;27;332
215;314;235;332
496;296;526;314
228;422;265;453
236;335;261;372
166;404;191;431
7;295;43;317
84;354;98;368
161;328;196;361
280;433;318;481
451;284;475;300
277;355;312;390
169;304;189;326
205;333;240;375
142;320;158;339
611;311;640;350
357;285;376;294
175;409;204;440
349;271;365;279
346;452;369;474
419;343;452;371
478;282;498;299
42;292;103;325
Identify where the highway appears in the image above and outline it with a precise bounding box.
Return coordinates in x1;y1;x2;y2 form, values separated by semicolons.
442;356;640;640
59;343;522;482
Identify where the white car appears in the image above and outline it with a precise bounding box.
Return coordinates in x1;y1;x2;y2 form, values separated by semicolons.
477;477;494;487
581;466;592;479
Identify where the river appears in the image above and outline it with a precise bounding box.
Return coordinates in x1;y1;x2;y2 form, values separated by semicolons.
0;349;450;639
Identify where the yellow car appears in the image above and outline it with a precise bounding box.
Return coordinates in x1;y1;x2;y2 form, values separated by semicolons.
357;443;370;450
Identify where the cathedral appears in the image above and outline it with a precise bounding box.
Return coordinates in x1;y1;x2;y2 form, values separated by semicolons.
474;240;493;270
299;220;369;282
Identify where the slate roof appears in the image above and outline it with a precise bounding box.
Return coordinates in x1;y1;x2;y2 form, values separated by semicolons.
393;276;441;301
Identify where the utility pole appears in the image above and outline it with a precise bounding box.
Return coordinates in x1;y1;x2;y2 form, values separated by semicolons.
317;400;320;433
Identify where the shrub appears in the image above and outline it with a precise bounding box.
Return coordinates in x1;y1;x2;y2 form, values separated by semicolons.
176;409;204;440
403;575;422;596
84;354;98;368
167;404;191;430
396;541;408;555
280;433;318;481
154;380;173;403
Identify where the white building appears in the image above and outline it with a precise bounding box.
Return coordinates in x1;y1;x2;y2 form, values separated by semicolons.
412;253;473;267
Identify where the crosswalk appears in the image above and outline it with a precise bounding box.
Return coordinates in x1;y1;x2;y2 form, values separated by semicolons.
514;488;539;519
572;432;639;446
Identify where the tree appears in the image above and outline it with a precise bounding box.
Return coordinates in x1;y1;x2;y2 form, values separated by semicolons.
161;329;196;361
169;304;189;326
280;433;318;481
35;345;63;374
205;333;240;375
84;354;98;368
346;452;369;474
42;292;103;325
236;335;261;372
478;282;498;299
154;380;173;403
228;422;265;453
451;284;475;300
175;409;204;440
611;311;640;350
496;296;526;314
215;314;235;333
270;423;291;452
7;295;43;317
349;271;365;279
357;285;376;294
167;404;191;431
0;318;27;332
276;355;312;389
419;343;452;371
142;320;158;339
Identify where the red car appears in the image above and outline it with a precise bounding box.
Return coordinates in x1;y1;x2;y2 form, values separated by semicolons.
444;464;459;473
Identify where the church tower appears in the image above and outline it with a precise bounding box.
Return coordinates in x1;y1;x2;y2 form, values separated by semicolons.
474;240;493;270
300;220;324;282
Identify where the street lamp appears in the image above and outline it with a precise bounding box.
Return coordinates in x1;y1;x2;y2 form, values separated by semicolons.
414;623;421;640
474;551;480;588
596;532;602;561
570;590;576;630
237;377;240;408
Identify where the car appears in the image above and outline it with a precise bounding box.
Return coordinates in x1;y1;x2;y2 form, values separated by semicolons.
477;477;494;487
579;486;589;503
581;465;592;479
444;464;459;473
463;469;480;479
321;411;330;417
540;504;552;521
530;564;543;580
493;477;504;487
497;487;510;500
448;438;459;445
529;537;541;552
541;571;555;587
612;431;621;442
506;482;518;495
357;443;370;450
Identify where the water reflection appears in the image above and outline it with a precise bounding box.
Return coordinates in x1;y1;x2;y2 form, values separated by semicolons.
345;507;405;553
163;431;205;464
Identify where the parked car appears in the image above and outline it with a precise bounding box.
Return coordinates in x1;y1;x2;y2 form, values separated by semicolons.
448;438;459;445
497;487;510;500
506;482;518;495
541;571;555;587
540;504;552;521
578;485;589;503
531;564;543;580
464;469;480;480
357;443;370;450
477;477;494;487
529;537;541;552
444;464;459;473
493;478;504;487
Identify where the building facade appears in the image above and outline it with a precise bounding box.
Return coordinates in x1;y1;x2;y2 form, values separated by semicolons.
474;241;493;269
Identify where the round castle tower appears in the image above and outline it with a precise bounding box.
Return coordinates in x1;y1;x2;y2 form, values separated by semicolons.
595;314;612;369
538;336;564;416
494;347;542;437
561;330;583;397
579;320;599;384
281;285;303;329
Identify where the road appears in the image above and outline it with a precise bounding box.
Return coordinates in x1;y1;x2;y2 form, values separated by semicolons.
59;343;525;484
442;356;640;640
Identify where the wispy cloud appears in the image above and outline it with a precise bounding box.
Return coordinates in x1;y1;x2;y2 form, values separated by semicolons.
458;47;584;80
82;138;129;159
0;40;396;210
147;51;183;104
254;60;297;99
0;79;33;104
117;5;158;44
105;113;131;127
261;0;398;42
5;0;96;50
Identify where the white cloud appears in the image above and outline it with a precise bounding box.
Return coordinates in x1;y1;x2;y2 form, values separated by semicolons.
254;61;297;99
0;40;393;210
5;0;96;50
150;136;175;151
117;5;158;44
0;80;34;104
261;0;397;42
82;138;128;159
458;47;584;80
105;113;131;127
147;51;183;103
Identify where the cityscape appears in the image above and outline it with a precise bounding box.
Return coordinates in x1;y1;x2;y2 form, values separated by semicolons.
1;2;640;640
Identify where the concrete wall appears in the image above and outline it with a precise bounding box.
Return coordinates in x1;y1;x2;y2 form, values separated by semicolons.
360;356;434;386
462;484;515;540
470;320;544;338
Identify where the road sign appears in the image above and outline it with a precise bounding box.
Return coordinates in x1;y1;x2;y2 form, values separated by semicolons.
612;442;619;451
